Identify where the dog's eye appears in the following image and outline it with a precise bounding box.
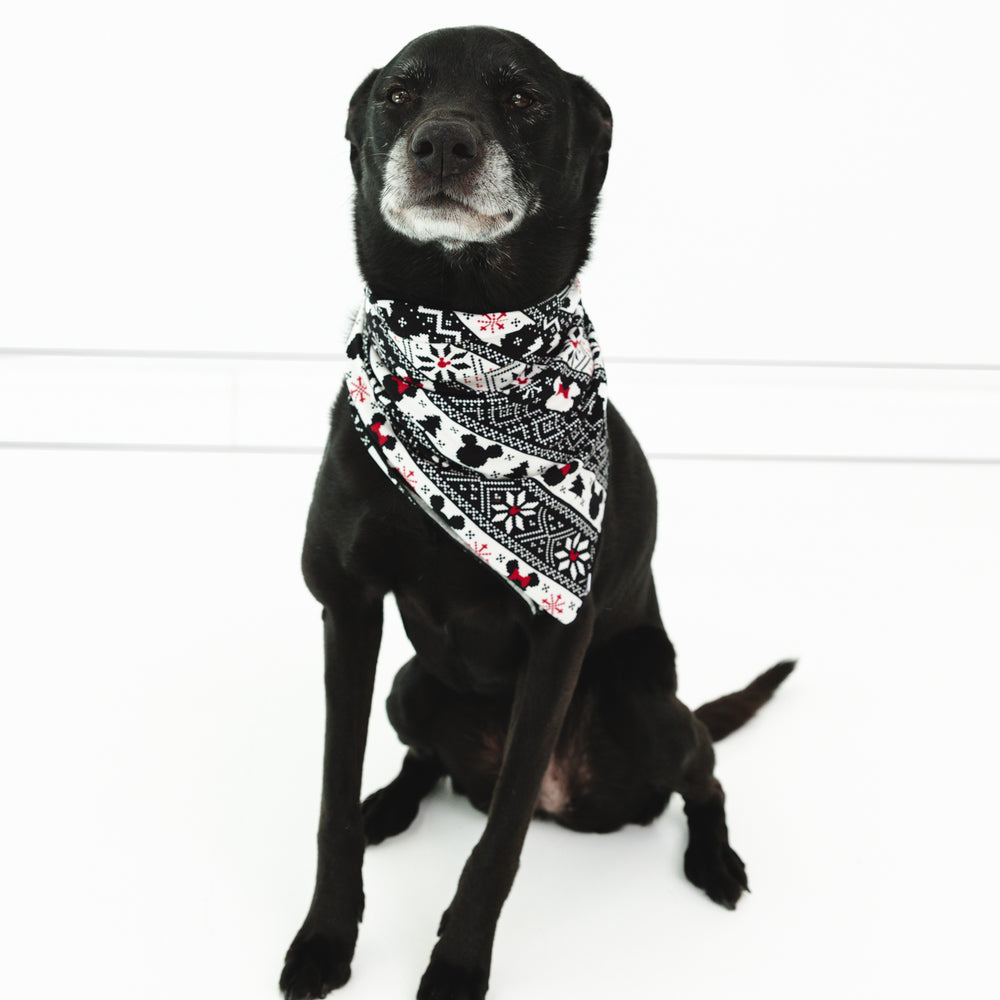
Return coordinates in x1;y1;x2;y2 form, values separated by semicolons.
508;90;536;110
387;87;413;106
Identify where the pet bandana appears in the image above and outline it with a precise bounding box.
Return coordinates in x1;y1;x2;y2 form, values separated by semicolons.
343;279;609;623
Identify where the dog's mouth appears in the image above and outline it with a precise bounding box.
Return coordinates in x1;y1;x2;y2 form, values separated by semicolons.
418;192;516;224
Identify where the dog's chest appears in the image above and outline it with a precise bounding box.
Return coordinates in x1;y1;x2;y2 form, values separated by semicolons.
393;571;533;695
315;395;538;692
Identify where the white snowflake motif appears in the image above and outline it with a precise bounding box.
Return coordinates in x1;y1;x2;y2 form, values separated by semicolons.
542;593;565;615
557;533;591;581
490;490;539;535
348;375;370;403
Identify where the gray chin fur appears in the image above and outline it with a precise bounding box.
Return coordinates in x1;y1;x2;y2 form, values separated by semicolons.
379;136;533;247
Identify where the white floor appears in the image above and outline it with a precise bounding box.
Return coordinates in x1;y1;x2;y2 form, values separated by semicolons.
2;448;998;999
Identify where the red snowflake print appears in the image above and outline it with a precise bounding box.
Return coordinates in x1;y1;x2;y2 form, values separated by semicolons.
348;375;369;403
470;540;491;561
542;593;565;615
396;465;418;488
478;312;507;334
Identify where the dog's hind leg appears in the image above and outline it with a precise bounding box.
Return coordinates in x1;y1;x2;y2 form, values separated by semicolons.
591;623;750;908
362;750;444;845
678;660;795;907
671;713;749;909
361;656;447;845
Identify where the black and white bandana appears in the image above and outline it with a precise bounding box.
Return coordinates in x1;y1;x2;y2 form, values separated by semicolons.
343;279;609;623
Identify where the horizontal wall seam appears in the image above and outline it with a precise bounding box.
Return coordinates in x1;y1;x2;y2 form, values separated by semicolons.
2;348;998;372
3;440;999;465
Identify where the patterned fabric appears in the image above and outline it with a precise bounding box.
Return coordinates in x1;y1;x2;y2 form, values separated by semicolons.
343;279;609;623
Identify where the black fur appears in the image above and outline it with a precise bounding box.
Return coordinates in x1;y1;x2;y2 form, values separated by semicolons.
280;26;793;1000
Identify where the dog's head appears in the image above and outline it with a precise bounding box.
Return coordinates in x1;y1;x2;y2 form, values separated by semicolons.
346;27;612;310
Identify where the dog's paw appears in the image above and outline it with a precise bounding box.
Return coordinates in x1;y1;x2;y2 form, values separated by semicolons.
279;929;354;999
362;784;420;845
683;841;749;910
417;957;489;1000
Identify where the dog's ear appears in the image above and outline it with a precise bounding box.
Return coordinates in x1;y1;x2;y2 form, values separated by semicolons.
346;69;380;183
570;76;613;200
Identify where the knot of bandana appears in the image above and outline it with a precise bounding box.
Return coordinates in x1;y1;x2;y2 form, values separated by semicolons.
343;279;609;623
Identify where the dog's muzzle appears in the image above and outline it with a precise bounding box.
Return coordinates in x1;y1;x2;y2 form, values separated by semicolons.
379;122;534;248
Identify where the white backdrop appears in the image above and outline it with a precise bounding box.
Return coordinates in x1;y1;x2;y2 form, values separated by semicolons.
2;5;999;1000
3;0;998;363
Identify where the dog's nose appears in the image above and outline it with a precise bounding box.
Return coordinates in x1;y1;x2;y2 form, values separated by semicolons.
409;120;479;178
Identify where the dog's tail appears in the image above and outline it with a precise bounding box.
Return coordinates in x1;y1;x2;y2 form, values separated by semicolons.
694;660;796;742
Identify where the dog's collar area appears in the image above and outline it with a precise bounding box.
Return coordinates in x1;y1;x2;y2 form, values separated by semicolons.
343;279;610;623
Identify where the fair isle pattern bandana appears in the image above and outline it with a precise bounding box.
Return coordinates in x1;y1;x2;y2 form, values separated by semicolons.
343;279;609;623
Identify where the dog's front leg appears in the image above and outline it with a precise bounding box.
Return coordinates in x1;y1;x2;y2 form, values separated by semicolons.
417;605;595;1000
281;592;383;1000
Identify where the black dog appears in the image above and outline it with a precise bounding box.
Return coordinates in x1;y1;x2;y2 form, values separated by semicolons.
280;26;793;1000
